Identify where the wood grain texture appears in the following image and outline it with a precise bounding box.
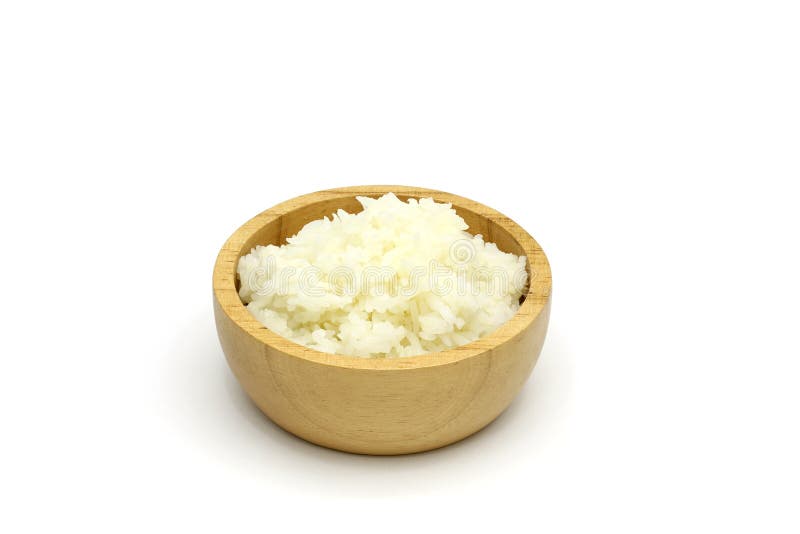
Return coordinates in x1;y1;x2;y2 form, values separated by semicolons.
213;186;552;455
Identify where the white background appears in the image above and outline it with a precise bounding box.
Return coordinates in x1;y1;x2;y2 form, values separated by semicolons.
1;1;798;532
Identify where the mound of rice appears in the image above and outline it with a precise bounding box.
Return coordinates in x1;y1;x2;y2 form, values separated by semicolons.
237;193;527;358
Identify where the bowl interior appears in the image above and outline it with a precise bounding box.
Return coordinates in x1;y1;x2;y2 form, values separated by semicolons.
215;186;550;370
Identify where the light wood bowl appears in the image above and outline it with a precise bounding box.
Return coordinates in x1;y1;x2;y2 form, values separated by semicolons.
213;186;552;455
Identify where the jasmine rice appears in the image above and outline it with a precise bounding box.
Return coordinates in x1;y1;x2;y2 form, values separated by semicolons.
237;193;527;358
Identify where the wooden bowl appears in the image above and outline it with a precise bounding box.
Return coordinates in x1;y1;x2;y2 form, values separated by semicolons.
213;186;552;455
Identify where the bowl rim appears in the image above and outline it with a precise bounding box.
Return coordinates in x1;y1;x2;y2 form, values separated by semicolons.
213;185;551;370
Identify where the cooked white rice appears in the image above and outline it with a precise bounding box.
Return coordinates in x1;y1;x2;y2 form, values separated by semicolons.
237;193;527;358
